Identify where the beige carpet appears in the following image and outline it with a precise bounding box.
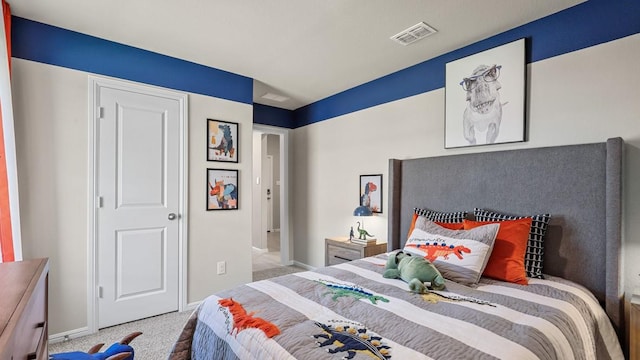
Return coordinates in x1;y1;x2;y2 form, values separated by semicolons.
49;310;193;359
252;265;305;281
49;261;304;359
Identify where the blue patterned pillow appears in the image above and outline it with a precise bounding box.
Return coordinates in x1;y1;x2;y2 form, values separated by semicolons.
474;208;551;279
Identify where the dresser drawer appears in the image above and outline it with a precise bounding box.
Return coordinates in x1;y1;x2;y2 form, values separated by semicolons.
0;259;49;360
14;274;47;360
327;244;361;265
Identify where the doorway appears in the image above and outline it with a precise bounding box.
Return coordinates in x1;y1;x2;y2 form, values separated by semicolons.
252;125;291;273
88;76;187;332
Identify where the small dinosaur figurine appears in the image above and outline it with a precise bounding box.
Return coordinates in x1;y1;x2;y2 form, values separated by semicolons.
50;332;142;360
356;221;374;240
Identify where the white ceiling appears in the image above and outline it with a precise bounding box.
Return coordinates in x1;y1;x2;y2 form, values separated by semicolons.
10;0;584;110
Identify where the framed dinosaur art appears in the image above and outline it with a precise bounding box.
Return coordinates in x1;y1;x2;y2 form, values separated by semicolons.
444;38;525;149
207;118;238;162
359;174;382;213
207;168;239;210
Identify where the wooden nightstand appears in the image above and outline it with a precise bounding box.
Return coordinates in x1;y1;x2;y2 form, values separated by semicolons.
631;295;640;359
325;237;387;266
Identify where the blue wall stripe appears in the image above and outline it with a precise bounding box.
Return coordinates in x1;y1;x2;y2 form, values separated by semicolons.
11;17;253;105
294;0;640;128
253;103;295;129
10;0;640;129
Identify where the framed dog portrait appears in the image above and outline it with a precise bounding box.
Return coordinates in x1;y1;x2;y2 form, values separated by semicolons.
445;38;526;149
207;119;238;162
207;169;238;210
359;174;382;213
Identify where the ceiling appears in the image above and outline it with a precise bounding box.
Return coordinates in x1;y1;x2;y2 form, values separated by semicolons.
10;0;584;110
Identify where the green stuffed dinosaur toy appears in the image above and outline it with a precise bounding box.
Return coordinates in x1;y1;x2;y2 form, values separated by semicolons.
383;250;446;292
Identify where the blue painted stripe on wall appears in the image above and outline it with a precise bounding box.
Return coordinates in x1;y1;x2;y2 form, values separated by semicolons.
253;103;295;129
294;0;640;128
11;17;253;105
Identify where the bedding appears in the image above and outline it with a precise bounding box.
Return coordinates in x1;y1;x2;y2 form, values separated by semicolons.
464;218;532;285
413;208;468;224
169;253;623;360
473;208;551;279
404;219;499;285
408;208;468;233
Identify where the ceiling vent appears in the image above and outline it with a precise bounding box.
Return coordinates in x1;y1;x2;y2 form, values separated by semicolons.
261;92;289;102
390;22;437;46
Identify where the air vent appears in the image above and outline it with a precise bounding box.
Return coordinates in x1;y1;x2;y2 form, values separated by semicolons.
390;22;437;46
261;92;289;102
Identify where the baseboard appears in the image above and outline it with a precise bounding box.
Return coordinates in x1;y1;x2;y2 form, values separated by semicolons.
292;260;315;270
49;326;93;344
252;246;268;253
185;301;201;311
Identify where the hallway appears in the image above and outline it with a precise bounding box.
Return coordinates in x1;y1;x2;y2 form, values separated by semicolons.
252;231;281;272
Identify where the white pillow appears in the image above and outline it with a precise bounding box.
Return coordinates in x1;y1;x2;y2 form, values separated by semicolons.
404;218;499;285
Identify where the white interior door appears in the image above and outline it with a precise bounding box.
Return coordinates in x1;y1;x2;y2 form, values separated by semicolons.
96;84;181;328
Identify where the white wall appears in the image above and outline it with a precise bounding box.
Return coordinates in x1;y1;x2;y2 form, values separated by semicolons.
11;58;253;335
292;34;640;300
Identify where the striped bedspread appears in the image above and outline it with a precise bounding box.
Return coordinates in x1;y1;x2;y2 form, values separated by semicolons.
169;254;623;360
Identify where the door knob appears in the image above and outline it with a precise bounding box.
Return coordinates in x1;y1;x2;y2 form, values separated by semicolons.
168;213;177;220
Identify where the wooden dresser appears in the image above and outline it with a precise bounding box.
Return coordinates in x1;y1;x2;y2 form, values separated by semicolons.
0;258;49;360
631;295;640;360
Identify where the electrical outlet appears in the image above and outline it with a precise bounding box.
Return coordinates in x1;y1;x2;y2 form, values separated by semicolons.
217;261;226;275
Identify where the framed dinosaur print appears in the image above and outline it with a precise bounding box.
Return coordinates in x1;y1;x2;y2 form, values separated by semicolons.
207;169;238;210
359;174;382;213
444;38;526;148
207;119;238;162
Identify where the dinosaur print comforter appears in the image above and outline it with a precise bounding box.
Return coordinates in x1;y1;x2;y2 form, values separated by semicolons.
168;254;623;360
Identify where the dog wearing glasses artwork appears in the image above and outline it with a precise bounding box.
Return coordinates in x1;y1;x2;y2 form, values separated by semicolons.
460;64;504;145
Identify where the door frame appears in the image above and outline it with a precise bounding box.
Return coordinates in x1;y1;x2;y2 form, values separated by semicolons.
87;75;189;334
265;154;274;232
253;124;291;265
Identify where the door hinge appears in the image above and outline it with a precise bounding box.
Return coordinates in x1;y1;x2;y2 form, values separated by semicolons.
97;107;104;119
97;196;103;208
98;286;103;299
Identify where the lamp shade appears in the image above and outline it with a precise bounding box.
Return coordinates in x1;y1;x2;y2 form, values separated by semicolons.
353;205;373;216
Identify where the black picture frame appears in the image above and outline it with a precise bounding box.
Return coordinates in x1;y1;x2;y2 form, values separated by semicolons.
207;168;239;210
444;38;526;148
207;119;238;162
359;174;383;213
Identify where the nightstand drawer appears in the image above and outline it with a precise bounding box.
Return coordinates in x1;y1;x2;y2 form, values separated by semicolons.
324;237;387;266
327;245;361;265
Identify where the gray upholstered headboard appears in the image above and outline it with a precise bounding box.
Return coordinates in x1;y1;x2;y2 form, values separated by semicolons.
387;138;623;335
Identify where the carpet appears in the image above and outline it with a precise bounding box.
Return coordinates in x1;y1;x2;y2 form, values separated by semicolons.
252;265;305;281
49;310;193;360
49;266;305;359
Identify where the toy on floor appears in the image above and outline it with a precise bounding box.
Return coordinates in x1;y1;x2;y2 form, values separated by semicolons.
50;332;142;360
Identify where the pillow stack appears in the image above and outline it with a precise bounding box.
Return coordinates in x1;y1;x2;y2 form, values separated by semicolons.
405;207;551;285
473;208;551;280
405;217;499;286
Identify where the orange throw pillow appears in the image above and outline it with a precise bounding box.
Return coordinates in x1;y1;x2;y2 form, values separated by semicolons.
408;213;464;239
463;217;532;285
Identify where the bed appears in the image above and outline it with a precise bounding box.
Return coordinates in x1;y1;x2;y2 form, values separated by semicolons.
169;138;625;360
